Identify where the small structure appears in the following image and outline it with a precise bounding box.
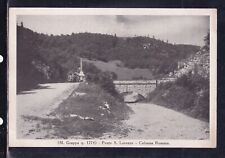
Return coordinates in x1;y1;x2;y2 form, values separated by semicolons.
67;58;86;82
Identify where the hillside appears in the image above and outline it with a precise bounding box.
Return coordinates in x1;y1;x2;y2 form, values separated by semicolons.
174;49;209;79
147;33;210;121
17;25;200;91
83;59;154;80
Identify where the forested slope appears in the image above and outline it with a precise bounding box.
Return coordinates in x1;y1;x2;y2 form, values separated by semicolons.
17;25;200;91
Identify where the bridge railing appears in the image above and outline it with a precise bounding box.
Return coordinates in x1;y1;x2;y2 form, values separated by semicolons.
113;80;157;85
113;78;176;98
157;77;176;85
114;78;176;86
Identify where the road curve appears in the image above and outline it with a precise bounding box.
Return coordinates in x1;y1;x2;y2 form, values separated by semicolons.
17;82;78;138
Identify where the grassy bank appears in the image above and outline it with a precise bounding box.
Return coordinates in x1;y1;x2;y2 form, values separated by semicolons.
43;83;132;138
147;73;209;122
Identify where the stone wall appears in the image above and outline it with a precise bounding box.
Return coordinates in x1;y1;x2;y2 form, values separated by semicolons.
114;80;157;97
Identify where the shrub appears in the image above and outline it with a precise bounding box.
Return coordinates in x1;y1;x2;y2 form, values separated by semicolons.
83;62;121;100
175;72;209;92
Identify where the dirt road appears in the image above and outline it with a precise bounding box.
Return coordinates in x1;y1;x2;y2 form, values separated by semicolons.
17;83;209;140
121;103;209;140
17;82;78;138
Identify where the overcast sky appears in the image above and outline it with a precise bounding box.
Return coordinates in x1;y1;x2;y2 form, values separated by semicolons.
17;15;209;46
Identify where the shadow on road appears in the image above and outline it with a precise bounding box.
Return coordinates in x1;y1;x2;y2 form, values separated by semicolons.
17;84;54;95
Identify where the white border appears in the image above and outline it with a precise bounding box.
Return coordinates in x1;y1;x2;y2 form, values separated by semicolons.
8;8;217;148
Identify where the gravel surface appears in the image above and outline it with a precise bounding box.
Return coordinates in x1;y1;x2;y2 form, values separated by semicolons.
17;83;78;139
16;84;209;140
121;103;209;140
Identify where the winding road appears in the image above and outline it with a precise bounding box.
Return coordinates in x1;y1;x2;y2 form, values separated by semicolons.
16;83;209;140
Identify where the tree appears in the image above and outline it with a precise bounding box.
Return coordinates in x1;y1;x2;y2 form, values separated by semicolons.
112;33;118;47
203;32;210;51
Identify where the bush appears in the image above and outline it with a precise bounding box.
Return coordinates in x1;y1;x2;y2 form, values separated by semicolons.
83;62;121;99
176;72;209;92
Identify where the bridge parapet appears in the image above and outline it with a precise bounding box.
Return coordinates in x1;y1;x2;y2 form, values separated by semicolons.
113;80;157;85
157;77;176;84
113;78;176;98
114;80;157;97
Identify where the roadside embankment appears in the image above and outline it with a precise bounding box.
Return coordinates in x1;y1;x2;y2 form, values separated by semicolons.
147;73;209;122
47;83;132;138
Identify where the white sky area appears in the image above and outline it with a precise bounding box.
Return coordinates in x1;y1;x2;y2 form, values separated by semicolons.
17;15;209;46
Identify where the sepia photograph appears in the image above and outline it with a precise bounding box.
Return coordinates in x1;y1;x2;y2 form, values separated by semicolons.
8;8;217;147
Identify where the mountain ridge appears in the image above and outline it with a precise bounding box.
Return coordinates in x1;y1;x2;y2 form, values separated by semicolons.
17;25;200;91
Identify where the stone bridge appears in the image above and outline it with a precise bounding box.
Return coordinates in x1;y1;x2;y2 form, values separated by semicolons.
113;78;175;98
113;80;157;98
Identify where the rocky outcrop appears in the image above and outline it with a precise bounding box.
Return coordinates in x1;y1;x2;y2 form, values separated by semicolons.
174;49;209;79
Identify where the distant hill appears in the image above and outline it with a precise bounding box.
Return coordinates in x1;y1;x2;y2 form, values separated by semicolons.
83;59;154;80
17;25;200;91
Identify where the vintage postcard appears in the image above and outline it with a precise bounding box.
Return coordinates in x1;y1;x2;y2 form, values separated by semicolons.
8;8;217;148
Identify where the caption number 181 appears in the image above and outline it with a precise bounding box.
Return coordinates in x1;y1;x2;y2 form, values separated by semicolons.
58;140;64;144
